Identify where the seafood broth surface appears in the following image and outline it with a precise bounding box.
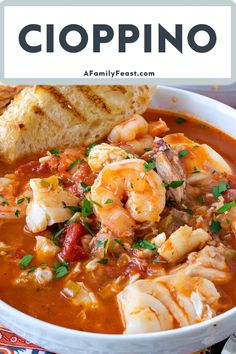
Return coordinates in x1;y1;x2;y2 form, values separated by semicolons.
0;109;236;334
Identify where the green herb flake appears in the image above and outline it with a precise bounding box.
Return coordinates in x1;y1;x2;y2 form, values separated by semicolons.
183;208;193;215
210;219;222;234
28;266;37;273
83;221;95;237
212;181;230;198
84;144;97;157
96;240;103;247
66;159;83;171
104;199;113;204
98;259;108;265
50;148;61;157
226;219;231;225
144;158;156;173
176;117;186;124
53;261;69;279
165;180;185;189
80;182;91;193
82;198;94;218
1;201;9;207
15;209;20;217
144;147;152;152
197;194;204;203
17;197;24;205
132;239;156;250
53;227;65;241
192;167;201;174
114;239;125;248
18;254;33;269
199;124;206;129
64;205;82;213
152;259;168;264
26;197;31;203
216;201;236;214
178;149;189;159
103;239;108;256
0;194;3;198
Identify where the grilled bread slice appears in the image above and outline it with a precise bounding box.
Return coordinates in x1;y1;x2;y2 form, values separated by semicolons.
0;85;155;162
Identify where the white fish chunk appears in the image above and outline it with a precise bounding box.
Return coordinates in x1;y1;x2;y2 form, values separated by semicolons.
159;226;211;264
26;176;79;233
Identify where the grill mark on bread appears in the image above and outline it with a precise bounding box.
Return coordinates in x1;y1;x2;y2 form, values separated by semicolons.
38;86;85;122
32;105;61;127
76;86;111;114
112;86;127;94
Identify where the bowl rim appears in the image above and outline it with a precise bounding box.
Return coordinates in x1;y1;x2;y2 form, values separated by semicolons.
1;85;236;341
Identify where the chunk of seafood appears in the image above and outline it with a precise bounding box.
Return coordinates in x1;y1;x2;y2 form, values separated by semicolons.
172;245;232;284
35;236;60;261
145;137;186;203
118;273;220;334
61;280;98;308
88;143;128;173
91;159;166;238
108;115;169;155
15;266;53;286
159;226;211;264
26;176;79;233
164;134;232;183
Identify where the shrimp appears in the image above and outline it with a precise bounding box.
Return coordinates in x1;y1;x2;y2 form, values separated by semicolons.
108;115;169;155
118;273;220;334
90;159;166;238
88;143;128;173
164;133;232;183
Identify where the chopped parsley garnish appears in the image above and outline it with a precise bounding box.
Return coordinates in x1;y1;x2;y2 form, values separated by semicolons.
83;221;95;237
199;124;206;129
66;159;82;171
103;239;108;256
53;227;65;241
152;259;168;264
15;209;20;217
212;181;230;198
192;167;201;174
132;239;156;250
96;240;103;247
114;239;125;248
105;199;113;204
178;149;189;159
176;117;186;124
183;208;193;215
64;205;82;213
84;144;97;157
197;194;204;203
26;197;31;203
163;180;185;189
0;194;3;198
1;201;9;206
144;158;156;173
80;182;91;193
226;219;231;225
17;198;24;205
50;148;61;157
53;261;69;278
210;219;222;234
18;254;33;269
144;147;152;152
90;199;102;208
98;259;108;264
28;266;37;273
216;201;236;214
82;198;94;218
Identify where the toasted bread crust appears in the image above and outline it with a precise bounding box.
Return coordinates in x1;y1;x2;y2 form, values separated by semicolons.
0;85;155;162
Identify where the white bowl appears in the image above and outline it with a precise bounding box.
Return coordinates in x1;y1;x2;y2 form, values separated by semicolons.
0;86;236;354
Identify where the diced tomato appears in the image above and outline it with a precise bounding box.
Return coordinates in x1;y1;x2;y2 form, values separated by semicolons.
59;223;88;262
228;175;236;189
